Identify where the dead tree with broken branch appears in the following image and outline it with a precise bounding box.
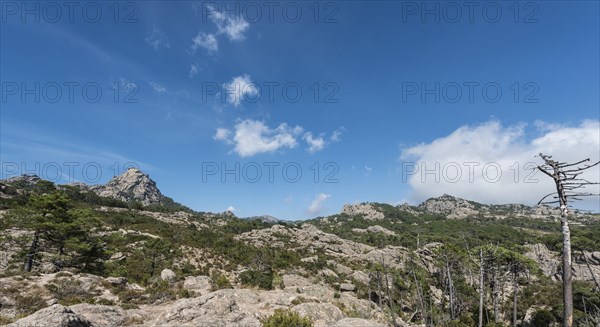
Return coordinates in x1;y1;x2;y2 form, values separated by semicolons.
536;153;600;327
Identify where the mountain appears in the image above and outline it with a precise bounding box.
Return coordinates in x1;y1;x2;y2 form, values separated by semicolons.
337;194;573;222
243;215;280;223
88;168;165;206
1;173;599;327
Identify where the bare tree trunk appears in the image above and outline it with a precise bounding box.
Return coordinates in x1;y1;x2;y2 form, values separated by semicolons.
24;231;39;272
492;267;499;323
376;270;383;308
382;255;397;326
561;205;573;327
412;270;427;326
368;271;372;305
582;296;590;327
446;260;455;320
479;248;484;327
513;272;518;327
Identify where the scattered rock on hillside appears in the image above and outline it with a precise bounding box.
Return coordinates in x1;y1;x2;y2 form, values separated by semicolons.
160;269;177;283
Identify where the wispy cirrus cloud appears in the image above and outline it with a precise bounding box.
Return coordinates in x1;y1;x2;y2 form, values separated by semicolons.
149;81;167;93
145;28;170;50
191;32;218;52
207;4;250;41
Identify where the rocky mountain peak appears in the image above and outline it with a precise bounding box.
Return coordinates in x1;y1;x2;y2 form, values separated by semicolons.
418;194;478;219
4;174;42;186
341;203;385;220
90;168;164;206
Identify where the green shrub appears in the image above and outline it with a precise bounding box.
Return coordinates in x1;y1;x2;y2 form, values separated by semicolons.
530;309;556;327
262;309;313;327
45;279;96;305
239;269;273;290
211;272;232;290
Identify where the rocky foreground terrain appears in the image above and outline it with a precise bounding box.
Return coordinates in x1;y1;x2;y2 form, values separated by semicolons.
0;169;599;326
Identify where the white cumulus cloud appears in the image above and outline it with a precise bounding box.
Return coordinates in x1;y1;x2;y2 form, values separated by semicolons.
303;132;326;153
215;120;302;157
400;120;600;211
215;120;343;157
223;74;259;107
308;193;331;216
214;128;232;144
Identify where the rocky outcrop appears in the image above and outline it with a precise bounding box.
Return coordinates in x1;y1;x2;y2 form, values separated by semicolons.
341;203;385;220
418;194;479;219
525;243;561;280
4;275;399;327
69;304;148;327
6;304;92;327
525;243;600;283
3;174;42;186
237;224;375;258
352;225;396;236
90;168;165;206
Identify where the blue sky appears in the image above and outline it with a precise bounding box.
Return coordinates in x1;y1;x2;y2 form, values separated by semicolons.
1;1;599;219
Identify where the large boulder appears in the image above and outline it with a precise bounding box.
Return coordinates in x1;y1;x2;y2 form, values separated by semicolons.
161;269;177;283
282;274;313;289
183;275;212;294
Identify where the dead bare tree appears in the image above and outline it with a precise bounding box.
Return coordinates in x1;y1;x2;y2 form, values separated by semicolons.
478;248;485;327
537;153;600;327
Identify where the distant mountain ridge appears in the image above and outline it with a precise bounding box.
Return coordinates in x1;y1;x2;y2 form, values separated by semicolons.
338;193;595;221
2;172;594;220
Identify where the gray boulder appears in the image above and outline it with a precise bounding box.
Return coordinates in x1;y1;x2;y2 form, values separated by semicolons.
161;268;177;282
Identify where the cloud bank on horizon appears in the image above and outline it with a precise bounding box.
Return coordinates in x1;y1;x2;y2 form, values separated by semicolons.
400;120;600;211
